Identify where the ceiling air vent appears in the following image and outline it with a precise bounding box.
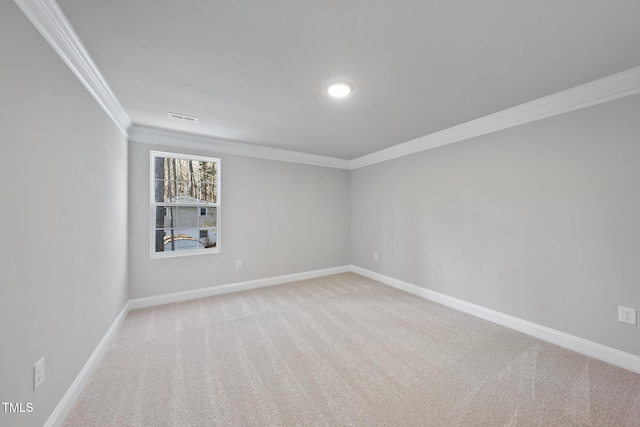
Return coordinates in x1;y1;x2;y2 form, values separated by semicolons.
168;112;198;122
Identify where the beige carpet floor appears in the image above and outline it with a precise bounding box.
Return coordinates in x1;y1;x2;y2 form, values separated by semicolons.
64;273;640;426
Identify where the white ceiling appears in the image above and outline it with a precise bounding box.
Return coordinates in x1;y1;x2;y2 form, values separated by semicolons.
56;0;640;160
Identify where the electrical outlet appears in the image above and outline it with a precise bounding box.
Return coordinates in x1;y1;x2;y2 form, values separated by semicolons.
373;253;378;261
34;357;45;390
235;259;242;268
618;306;637;325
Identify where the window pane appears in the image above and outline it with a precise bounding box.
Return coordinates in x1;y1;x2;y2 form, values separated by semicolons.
154;228;165;253
199;229;217;248
200;228;218;249
154;216;170;253
198;207;217;228
176;179;195;201
193;160;217;203
166;180;180;202
154;179;167;202
173;206;198;228
160;229;216;252
153;157;168;202
156;206;176;229
157;206;215;228
162;229;200;252
157;180;181;202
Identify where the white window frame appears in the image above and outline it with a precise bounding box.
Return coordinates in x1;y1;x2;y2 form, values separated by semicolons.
150;150;221;259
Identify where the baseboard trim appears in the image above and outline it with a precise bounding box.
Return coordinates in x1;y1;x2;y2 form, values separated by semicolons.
128;265;352;310
45;301;131;427
351;265;640;375
49;264;640;426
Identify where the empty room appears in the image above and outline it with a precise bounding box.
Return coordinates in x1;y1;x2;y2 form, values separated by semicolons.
2;0;640;426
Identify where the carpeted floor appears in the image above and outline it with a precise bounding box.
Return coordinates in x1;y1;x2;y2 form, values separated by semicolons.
64;273;640;426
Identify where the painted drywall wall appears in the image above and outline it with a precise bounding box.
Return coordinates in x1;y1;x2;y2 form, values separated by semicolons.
128;142;351;299
352;93;640;357
0;2;129;426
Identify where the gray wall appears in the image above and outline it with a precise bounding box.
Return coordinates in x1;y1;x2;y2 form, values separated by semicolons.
352;93;640;357
3;2;638;424
0;2;129;426
128;142;351;299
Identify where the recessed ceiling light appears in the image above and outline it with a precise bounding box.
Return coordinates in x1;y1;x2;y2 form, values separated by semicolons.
326;81;353;98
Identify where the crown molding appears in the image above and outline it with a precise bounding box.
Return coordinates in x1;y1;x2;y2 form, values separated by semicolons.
129;126;352;169
15;0;640;169
14;0;132;136
351;66;640;169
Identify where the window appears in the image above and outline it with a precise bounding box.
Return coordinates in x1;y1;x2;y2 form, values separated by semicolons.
150;151;220;258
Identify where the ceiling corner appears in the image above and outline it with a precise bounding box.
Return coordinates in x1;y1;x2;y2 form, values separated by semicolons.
14;0;131;135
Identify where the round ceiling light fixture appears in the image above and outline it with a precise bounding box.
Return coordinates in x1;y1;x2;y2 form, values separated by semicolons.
326;81;353;98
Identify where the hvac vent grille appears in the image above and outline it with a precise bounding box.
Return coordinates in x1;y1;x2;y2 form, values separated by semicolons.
168;112;198;122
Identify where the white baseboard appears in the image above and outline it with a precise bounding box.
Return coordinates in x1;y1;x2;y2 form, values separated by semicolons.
45;301;131;427
128;265;351;310
350;265;640;375
49;264;640;426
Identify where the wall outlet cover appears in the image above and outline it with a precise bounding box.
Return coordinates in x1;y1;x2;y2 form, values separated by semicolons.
34;357;45;390
618;306;637;325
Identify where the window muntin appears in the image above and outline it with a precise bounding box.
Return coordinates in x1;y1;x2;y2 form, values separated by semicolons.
150;151;220;258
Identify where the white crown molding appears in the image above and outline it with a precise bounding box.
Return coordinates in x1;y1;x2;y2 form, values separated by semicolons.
351;66;640;169
14;0;132;136
351;266;640;375
16;0;640;170
129;126;352;169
